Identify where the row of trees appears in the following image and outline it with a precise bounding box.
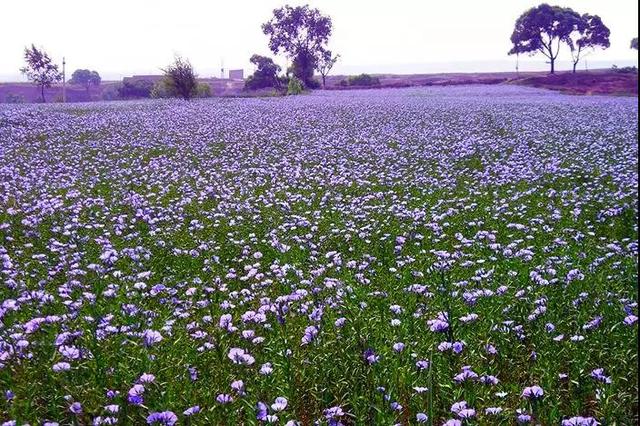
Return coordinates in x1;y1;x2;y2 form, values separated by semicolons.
18;3;638;102
508;3;635;74
19;45;102;102
19;44;206;102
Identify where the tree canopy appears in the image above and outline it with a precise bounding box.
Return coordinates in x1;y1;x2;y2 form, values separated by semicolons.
632;38;639;50
245;54;283;90
568;14;610;73
508;4;581;74
262;4;332;87
69;69;101;91
20;44;62;102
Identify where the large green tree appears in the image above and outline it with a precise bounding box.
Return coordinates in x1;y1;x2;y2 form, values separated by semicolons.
508;4;581;74
245;54;283;90
262;4;332;88
69;69;101;94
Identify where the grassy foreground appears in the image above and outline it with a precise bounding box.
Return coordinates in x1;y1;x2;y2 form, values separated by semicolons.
0;85;637;425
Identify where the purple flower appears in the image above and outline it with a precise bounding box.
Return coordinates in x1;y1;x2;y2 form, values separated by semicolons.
521;385;544;399
450;400;468;414
260;362;274;375
562;416;600;426
590;368;612;384
415;360;430;370
52;362;71;372
485;344;497;355
623;314;637;326
453;366;478;383
59;345;80;360
458;408;476;419
69;402;82;414
216;393;233;404
138;373;155;383
427;312;449;332
324;405;345;421
517;412;532;424
183;406;200;416
257;401;269;421
105;404;119;414
393;342;405;352
231;379;245;395
452;341;465;354
142;330;163;347
480;375;499;385
271;397;288;412
227;348;255;365
416;413;428;423
146;411;178;425
127;384;145;405
363;348;379;365
301;325;319;345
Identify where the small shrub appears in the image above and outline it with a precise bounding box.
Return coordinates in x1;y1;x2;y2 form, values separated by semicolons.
195;83;212;98
4;93;25;104
101;84;121;101
611;65;638;74
162;56;198;100
150;78;175;99
347;74;380;86
118;79;154;99
304;78;321;89
287;76;304;95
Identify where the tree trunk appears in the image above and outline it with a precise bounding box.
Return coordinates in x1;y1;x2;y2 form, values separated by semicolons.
41;84;46;103
550;58;555;74
572;62;577;73
322;75;326;89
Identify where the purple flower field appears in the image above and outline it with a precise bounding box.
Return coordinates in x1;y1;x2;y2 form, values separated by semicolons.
0;85;637;425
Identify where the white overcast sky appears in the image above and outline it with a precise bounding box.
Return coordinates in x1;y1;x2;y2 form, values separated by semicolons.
1;0;638;81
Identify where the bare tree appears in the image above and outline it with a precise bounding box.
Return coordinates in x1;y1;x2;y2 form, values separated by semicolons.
317;51;340;89
20;44;62;102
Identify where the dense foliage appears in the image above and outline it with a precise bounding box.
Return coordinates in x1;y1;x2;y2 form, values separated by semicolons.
245;55;284;91
162;56;198;100
262;5;332;88
342;74;381;87
509;4;581;74
69;69;102;92
117;79;154;99
0;86;637;425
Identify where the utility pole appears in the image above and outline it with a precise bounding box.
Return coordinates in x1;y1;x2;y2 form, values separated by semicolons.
62;57;66;103
220;58;224;79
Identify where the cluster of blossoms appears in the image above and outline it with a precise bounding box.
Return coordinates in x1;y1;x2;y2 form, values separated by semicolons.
0;85;636;423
